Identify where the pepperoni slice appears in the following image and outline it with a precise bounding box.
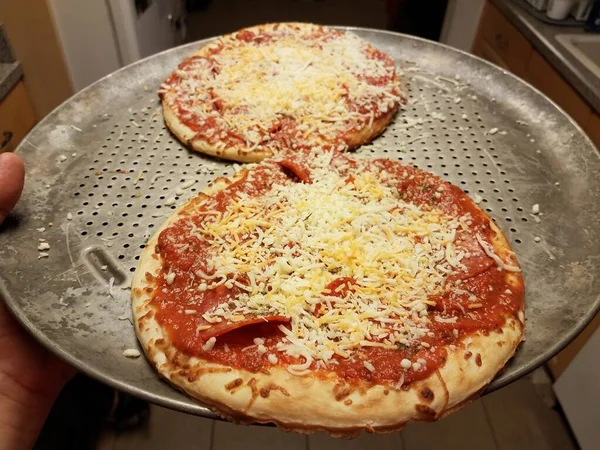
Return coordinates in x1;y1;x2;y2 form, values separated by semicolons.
277;159;311;183
198;315;290;341
451;233;495;281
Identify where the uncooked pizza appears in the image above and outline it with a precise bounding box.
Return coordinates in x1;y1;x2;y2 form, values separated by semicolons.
159;23;404;162
132;149;524;436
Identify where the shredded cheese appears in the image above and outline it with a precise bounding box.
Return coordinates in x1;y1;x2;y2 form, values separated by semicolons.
174;150;517;375
162;24;402;152
475;234;521;272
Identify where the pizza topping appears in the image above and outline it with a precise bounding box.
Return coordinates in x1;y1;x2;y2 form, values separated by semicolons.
161;24;402;153
195;150;466;371
363;361;376;373
152;150;523;386
202;337;217;351
475;234;521;273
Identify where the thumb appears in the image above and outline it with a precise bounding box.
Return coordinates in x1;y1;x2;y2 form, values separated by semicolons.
0;152;25;225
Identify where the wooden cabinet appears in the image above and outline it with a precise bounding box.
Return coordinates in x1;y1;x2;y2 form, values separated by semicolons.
474;1;593;129
472;38;510;71
474;2;532;76
0;81;36;153
523;51;592;127
0;0;73;119
585;113;600;150
473;1;600;379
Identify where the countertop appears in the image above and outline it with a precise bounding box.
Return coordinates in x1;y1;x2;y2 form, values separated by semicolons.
491;0;600;115
0;24;23;102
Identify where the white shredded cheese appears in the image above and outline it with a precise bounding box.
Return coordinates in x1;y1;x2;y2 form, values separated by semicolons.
166;272;176;285
476;234;521;272
180;179;196;190
123;349;141;358
363;361;375;372
38;242;50;251
202;337;217;351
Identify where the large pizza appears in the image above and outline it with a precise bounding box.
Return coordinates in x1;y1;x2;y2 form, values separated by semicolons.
132;149;524;436
159;23;404;163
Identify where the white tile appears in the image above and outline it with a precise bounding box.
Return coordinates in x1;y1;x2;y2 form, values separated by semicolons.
212;420;307;450
483;379;576;450
114;405;213;450
309;430;402;450
402;399;497;450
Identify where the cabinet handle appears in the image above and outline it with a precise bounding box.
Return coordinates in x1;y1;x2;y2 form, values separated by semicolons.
0;131;12;150
495;33;508;51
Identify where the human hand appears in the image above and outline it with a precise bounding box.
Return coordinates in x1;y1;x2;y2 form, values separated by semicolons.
0;152;75;450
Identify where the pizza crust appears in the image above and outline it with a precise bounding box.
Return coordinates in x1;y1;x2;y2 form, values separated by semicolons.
162;99;398;163
132;168;524;437
160;23;401;163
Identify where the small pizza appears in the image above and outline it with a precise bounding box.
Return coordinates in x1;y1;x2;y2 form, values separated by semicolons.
159;23;404;162
132;149;524;436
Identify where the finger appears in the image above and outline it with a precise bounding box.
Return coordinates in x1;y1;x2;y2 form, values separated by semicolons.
0;152;25;225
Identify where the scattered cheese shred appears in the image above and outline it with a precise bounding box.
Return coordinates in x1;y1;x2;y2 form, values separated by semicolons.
202;337;217;351
123;349;141;358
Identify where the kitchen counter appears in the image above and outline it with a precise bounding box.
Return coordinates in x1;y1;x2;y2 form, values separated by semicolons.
491;0;600;115
0;24;23;102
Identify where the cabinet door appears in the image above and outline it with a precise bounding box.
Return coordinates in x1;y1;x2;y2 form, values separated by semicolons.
0;81;36;153
475;1;532;76
472;38;510;71
585;113;600;150
523;51;592;127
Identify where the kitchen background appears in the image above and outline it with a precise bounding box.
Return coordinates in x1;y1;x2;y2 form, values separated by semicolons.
1;0;599;449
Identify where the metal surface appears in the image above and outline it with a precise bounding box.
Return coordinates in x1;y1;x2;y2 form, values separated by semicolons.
556;34;600;79
1;28;600;419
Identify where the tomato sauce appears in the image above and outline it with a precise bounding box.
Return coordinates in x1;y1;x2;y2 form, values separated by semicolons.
150;151;523;387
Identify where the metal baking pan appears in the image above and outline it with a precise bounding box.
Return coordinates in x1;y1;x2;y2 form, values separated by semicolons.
2;28;599;418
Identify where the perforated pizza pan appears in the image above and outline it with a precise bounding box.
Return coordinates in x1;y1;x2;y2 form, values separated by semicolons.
2;28;600;419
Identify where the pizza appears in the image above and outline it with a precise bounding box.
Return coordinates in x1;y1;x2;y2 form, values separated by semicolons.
159;23;404;163
132;148;524;436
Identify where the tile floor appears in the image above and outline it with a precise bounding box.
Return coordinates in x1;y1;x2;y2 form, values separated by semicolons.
94;369;577;450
